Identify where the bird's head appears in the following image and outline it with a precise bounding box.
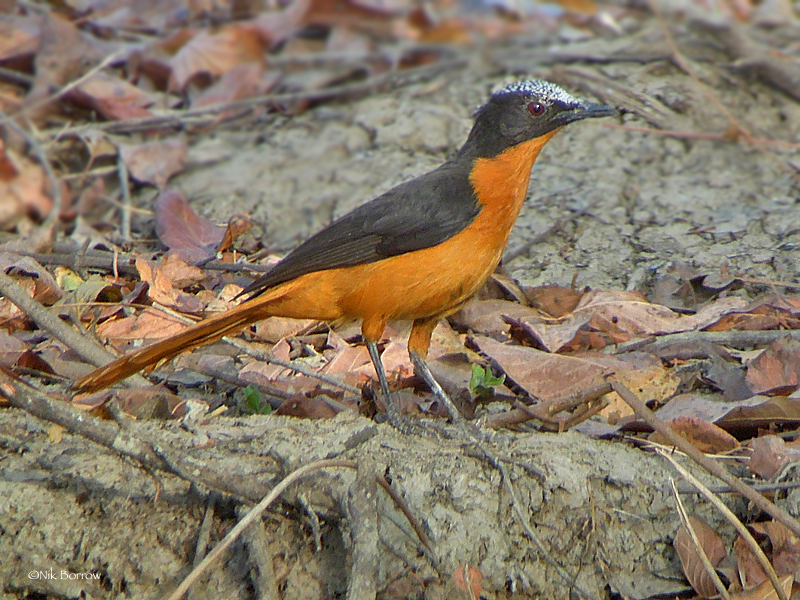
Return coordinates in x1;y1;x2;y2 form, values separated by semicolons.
462;79;617;159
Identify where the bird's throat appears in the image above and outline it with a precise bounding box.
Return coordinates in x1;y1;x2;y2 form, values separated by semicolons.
468;129;560;229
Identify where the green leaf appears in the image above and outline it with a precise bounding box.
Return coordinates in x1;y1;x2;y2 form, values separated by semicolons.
469;364;505;397
243;385;271;415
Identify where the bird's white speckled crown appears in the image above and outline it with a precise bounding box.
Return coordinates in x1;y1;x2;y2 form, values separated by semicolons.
493;80;579;106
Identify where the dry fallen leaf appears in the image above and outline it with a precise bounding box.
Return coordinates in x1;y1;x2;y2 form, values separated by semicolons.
648;416;739;454
26;13;106;123
274;394;340;419
747;435;800;479
751;521;800;578
0;14;41;62
0;254;62;305
731;574;793;600
168;25;268;91
0;139;54;228
452;563;483;600
745;337;800;396
67;73;155;121
119;137;189;189
474;335;677;408
674;515;727;598
733;534;768;591
136;258;203;314
155;189;226;263
95;307;190;352
524;284;585;318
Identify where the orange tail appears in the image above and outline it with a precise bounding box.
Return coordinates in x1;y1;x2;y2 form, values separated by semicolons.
74;288;288;393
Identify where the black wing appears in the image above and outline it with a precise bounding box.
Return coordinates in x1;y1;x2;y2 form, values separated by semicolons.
241;159;480;298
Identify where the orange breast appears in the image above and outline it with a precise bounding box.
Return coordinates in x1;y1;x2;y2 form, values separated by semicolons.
264;130;561;327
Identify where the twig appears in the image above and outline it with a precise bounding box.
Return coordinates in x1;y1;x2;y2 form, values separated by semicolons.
485;382;612;430
645;0;798;181
662;450;788;600
690;17;800;103
193;497;216;568
17;249;276;277
297;492;322;552
614;329;800;354
465;441;602;600
376;477;436;562
345;460;380;600
236;504;281;600
13;49;125;121
224;336;362;396
117;154;132;241
0;371;281;503
611;381;800;538
164;458;356;600
603;123;800;150
0;270;148;386
178;355;290;408
0;371;170;475
0;66;34;86
670;478;731;600
0;109;63;230
49;58;467;137
678;480;800;495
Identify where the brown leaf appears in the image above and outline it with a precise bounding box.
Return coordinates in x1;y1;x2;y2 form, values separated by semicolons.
733;535;768;591
0;14;40;62
506;312;591;353
648;416;739;453
731;574;793;600
573;290;747;337
0;139;54;227
190;64;281;108
26;13;106;123
0;254;62;305
115;388;182;420
136;259;203;314
747;435;800;479
452;563;483;600
474;336;677;406
524;284;585;318
158;254;207;289
745;337;800;396
251;317;317;344
674;516;727;598
155;189;226;263
216;213;254;253
718;395;800;430
119;137;188;188
169;25;268;91
95;307;189;353
67;73;154;121
246;0;313;47
751;521;800;578
653;393;769;425
14;350;56;376
274;395;340;419
450;299;540;338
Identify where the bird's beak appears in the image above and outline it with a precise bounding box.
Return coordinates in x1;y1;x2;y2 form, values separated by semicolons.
554;101;617;127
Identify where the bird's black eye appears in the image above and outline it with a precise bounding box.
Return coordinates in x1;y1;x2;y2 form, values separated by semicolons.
528;102;545;116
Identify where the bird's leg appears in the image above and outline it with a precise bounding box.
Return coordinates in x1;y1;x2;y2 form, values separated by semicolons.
409;317;461;422
366;340;401;423
409;351;461;422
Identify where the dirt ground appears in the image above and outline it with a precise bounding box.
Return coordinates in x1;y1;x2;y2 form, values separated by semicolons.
3;5;800;600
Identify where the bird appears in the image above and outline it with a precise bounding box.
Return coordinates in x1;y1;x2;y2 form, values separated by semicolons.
74;79;616;422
